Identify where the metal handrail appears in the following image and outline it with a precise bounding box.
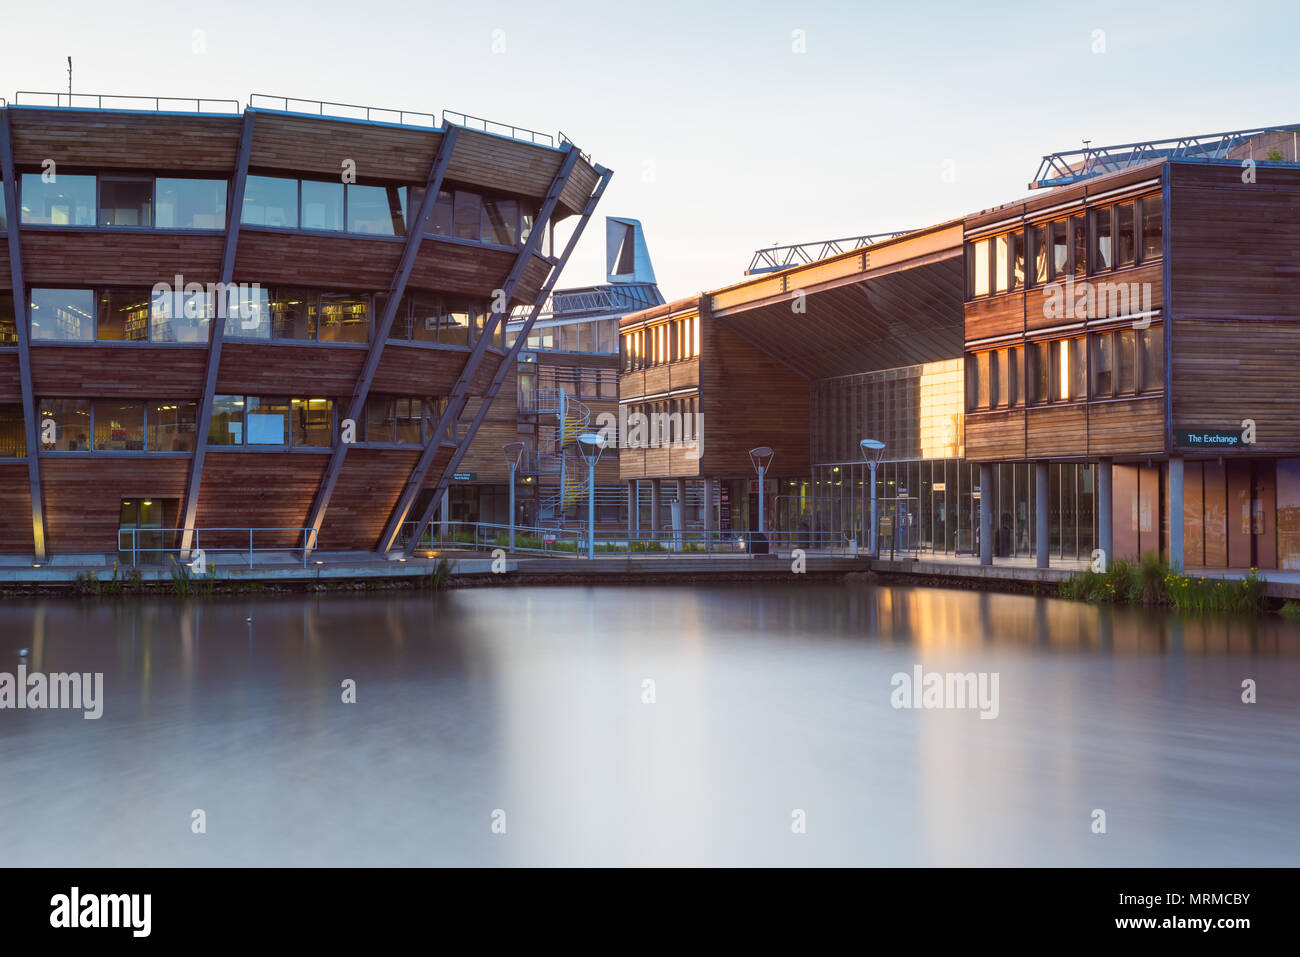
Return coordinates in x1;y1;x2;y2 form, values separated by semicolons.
746;231;916;275
12;91;241;113
116;526;320;569
249;94;437;128
443;110;554;147
402;519;856;560
557;131;591;163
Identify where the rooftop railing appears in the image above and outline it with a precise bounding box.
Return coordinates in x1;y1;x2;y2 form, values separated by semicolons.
443;109;554;147
12;91;241;113
249;93;437;128
746;231;916;274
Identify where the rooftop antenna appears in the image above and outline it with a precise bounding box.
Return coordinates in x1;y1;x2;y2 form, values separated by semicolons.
1082;138;1091;149
67;56;72;101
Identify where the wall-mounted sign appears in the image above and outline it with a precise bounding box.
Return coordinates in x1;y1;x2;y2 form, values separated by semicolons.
1175;430;1242;449
452;472;477;481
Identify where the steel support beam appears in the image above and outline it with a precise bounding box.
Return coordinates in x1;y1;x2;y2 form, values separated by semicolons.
178;110;256;556
0;110;48;560
392;164;613;555
302;126;460;551
378;147;594;555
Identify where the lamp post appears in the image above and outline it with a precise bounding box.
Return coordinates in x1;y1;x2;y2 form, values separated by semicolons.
502;441;524;551
748;447;774;549
577;432;605;561
860;438;886;558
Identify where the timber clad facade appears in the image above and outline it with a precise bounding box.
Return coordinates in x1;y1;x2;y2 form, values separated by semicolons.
0;100;607;559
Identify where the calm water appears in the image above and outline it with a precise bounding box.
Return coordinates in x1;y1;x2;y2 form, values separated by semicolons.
1;584;1298;867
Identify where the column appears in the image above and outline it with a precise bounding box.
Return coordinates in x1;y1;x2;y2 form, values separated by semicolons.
979;463;993;566
1098;457;1113;569
627;480;636;533
703;478;714;534
1035;462;1050;569
650;479;661;533
1169;456;1184;572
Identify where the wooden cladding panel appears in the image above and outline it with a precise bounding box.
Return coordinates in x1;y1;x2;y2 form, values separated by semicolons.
1173;318;1300;452
22;230;225;285
10;110;242;172
248;113;439;181
619;446;646;480
558;159;601;216
445;129;564;204
469;352;504;394
42;457;190;553
32;346;207;397
1088;397;1165;456
1023;262;1165;334
619;371;646;402
619;361;699;402
194;452;328;547
218;343;364;396
371;345;467;396
1027;405;1087;458
699;321;808;477
235;230;400;288
317;448;421;550
0;245;11;288
517;253;552;305
966;293;1024;341
0;463;34;552
455;418;520;484
0;354;21;402
407;239;515;300
964;410;1025;461
1170;162;1300;318
643;365;671;397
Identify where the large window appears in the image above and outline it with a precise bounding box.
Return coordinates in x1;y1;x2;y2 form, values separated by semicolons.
155;178;226;229
388;294;488;347
99;177;153;227
313;293;369;343
39;399;91;450
1141;194;1163;261
453;191;481;241
223;288;371;343
149;401;198;451
96;289;152;341
21;174;96;225
301;180;344;231
482;198;518;246
30;288;96;341
346;184;405;236
92;400;146;450
364;396;432;443
1088;325;1164;398
0;404;25;457
0;293;16;346
208;395;335;447
242;176;298;228
1091;206;1113;271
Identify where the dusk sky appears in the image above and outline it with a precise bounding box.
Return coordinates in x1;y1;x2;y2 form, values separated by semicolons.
2;0;1296;298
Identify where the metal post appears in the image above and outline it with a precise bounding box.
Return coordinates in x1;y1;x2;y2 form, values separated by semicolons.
979;464;994;566
757;464;766;535
587;459;596;561
1098;458;1113;568
1036;462;1050;569
1169;455;1184;572
508;461;517;551
868;462;879;558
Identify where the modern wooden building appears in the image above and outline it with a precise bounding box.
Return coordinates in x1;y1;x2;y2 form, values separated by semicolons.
0;94;608;561
964;154;1300;570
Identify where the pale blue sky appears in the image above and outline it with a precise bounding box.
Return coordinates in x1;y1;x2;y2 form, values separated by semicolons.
2;0;1296;298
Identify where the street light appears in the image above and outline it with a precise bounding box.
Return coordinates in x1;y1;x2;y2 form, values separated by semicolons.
749;446;774;546
577;432;605;560
503;441;525;551
860;438;886;557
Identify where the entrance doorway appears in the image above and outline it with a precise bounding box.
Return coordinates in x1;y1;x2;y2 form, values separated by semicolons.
118;498;177;564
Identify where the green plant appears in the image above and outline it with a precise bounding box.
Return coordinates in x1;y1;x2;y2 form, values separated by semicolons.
1137;551;1167;605
428;557;451;591
1266;148;1284;161
168;557;194;597
1280;601;1300;620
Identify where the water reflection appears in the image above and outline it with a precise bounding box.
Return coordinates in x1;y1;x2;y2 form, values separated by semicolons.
0;585;1297;866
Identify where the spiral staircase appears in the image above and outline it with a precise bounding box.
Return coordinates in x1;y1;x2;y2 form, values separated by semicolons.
532;388;593;517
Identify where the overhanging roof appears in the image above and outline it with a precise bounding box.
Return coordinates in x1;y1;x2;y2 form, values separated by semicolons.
704;222;964;379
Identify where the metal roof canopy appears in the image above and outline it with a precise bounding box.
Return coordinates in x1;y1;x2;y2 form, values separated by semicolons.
1030;123;1300;189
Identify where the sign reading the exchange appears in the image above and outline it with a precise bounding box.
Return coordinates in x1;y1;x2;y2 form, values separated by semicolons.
1175;429;1243;449
452;472;477;481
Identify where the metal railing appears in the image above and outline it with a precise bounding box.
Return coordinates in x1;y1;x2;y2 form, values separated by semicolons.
443;110;554;147
746;231;916;274
13;91;241;113
249;94;437;128
557;131;591;163
401;520;856;559
116;527;319;569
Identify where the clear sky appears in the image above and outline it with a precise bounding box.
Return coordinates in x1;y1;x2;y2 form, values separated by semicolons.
2;0;1297;299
